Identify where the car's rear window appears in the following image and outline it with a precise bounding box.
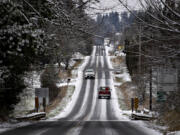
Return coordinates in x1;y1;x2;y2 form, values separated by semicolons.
100;87;110;91
86;69;93;72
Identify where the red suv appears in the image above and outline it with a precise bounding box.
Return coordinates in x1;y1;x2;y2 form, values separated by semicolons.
98;86;111;99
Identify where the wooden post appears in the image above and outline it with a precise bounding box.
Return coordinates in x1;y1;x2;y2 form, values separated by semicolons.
134;97;139;112
149;67;152;111
43;98;46;112
35;97;39;112
131;98;134;113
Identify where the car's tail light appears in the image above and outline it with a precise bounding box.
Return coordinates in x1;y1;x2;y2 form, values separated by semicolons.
99;91;104;94
105;91;110;94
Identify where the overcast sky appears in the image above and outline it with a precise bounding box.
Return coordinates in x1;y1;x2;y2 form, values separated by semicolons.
86;0;142;19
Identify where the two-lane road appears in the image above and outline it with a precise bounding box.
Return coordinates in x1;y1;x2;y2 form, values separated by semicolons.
0;45;157;135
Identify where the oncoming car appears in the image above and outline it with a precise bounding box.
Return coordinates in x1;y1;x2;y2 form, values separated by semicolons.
84;69;95;79
98;86;111;99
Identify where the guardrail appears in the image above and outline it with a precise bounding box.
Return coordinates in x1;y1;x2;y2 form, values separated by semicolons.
16;112;46;121
131;113;155;121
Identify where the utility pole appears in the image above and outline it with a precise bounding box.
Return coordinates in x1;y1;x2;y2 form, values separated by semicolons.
138;24;142;101
138;24;142;74
149;66;152;111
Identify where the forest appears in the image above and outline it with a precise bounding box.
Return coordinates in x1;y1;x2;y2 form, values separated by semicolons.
0;0;97;118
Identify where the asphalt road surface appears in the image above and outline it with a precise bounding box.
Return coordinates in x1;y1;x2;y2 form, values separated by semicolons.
0;45;154;135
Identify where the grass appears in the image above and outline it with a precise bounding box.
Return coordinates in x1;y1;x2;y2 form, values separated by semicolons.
46;86;67;113
111;56;124;65
58;60;82;79
46;86;75;118
118;82;136;110
115;77;123;82
163;111;180;131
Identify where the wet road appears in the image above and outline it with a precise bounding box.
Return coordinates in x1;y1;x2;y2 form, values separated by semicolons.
0;45;153;135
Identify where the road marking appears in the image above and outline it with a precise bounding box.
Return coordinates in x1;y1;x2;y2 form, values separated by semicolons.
87;66;98;120
90;46;96;66
99;72;107;121
96;55;99;69
73;80;91;120
66;121;83;135
100;56;104;68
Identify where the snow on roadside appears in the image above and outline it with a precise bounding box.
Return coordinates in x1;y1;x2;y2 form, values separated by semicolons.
167;131;180;135
49;56;90;120
105;45;162;135
56;82;75;87
13;71;42;117
0;122;31;134
130;121;163;135
0;71;42;133
49;46;96;120
105;45;129;121
46;86;75;118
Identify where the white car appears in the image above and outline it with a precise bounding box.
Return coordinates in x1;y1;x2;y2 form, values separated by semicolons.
85;69;95;79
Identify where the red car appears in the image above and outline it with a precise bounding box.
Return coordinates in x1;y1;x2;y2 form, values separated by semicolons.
98;86;111;99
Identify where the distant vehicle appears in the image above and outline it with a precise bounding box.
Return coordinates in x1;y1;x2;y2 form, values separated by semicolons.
85;69;95;79
98;86;111;99
114;51;119;56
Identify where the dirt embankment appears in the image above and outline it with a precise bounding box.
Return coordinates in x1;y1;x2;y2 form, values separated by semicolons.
111;56;136;110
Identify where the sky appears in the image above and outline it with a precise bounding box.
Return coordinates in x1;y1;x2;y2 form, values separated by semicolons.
86;0;142;19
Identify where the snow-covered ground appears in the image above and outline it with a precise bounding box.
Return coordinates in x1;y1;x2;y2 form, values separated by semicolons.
0;71;42;133
0;46;178;135
0;121;31;133
49;56;90;120
0;52;85;133
48;46;97;120
46;85;75;118
106;45;163;135
12;52;84;118
13;71;42;117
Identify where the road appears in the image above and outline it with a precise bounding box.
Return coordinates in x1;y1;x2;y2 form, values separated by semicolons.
0;45;155;135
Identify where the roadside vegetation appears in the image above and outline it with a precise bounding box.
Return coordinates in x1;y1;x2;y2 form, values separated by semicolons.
108;0;180;132
0;0;98;120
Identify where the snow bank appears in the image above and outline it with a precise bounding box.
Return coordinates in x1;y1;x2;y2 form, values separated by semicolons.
130;121;163;135
167;131;180;135
115;72;131;82
49;56;90;120
56;82;75;87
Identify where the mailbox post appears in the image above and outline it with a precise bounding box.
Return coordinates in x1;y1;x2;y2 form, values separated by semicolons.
131;98;134;113
35;88;49;112
134;97;139;112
